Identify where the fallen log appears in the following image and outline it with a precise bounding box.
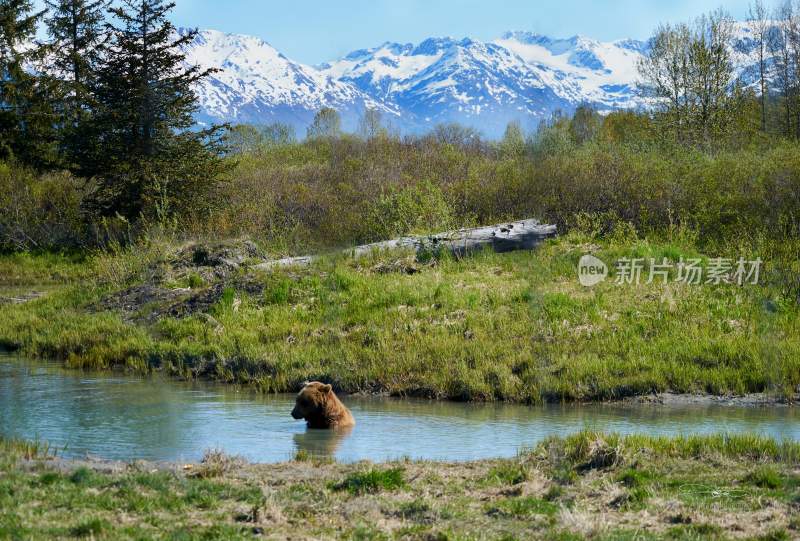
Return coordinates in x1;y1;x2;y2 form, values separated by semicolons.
255;218;557;270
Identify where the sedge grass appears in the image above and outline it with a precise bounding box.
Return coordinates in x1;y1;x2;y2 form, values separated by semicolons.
1;235;798;403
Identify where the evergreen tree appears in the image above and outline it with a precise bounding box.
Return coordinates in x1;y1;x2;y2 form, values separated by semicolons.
0;0;58;167
87;0;227;221
43;0;109;169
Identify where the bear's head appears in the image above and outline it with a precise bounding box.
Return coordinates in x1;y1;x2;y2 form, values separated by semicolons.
291;381;333;422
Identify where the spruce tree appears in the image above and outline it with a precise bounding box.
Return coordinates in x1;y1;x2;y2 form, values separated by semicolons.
0;0;58;167
43;0;109;169
87;0;227;221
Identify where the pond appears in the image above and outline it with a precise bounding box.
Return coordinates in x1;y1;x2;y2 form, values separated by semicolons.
1;357;798;463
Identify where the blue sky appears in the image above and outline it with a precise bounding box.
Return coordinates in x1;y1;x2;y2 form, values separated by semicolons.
170;0;754;64
37;1;756;65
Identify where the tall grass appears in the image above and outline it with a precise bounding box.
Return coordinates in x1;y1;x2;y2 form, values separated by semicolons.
537;431;800;467
2;235;798;402
0;436;57;460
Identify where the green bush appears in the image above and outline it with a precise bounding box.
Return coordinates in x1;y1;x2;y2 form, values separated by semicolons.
0;163;88;250
202;134;799;258
364;180;455;242
2;119;799;276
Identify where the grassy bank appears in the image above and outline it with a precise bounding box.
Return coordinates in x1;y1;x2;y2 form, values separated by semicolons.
2;432;799;540
1;233;798;403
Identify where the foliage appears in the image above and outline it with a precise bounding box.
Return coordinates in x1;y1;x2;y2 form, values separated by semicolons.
225;123;296;155
637;10;741;146
307;107;342;139
365;180;455;242
43;0;110;169
499;120;525;157
194;130;800;256
84;0;228;222
357;108;388;140
0;0;59;168
0;163;87;249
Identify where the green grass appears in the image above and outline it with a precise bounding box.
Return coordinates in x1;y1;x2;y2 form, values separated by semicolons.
70;517;111;537
537;431;800;467
2;433;799;540
486;496;559;518
743;466;785;489
485;462;530;485
0;436;57;460
0;250;87;287
1;234;799;402
332;467;406;495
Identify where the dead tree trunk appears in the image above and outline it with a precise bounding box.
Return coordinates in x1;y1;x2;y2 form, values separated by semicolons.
255;218;556;270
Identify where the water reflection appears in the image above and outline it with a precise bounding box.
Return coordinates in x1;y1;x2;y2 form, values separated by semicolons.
293;427;354;458
1;357;798;463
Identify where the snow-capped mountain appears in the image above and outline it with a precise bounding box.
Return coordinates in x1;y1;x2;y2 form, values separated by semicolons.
319;37;567;134
494;33;646;110
179;29;395;131
181;23;775;138
319;33;648;134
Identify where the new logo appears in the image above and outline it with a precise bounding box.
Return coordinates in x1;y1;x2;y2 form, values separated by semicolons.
578;255;608;287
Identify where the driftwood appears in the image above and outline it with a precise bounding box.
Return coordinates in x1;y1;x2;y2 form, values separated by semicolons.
255;219;556;270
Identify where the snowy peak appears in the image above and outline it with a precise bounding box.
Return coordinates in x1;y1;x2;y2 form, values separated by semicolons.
320;34;554;133
320;31;647;132
179;28;393;130
180;23;778;137
496;32;644;83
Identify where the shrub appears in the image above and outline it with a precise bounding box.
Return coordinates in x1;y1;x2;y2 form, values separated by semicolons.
364;180;455;242
0;163;87;250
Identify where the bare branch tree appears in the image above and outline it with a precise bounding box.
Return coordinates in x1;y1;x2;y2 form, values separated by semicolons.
638;9;736;145
749;0;770;131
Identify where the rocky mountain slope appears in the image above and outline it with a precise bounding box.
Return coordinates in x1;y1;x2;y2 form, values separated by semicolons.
181;22;772;137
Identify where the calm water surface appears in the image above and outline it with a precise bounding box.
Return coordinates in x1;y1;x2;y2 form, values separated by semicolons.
1;357;798;463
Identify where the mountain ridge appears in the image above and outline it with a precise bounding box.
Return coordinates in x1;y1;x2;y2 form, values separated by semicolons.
179;23;768;137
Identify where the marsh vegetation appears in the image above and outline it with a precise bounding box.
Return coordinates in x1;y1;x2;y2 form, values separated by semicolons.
2;432;800;540
2;229;798;403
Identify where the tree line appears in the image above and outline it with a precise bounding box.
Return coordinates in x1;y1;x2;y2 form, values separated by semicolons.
234;2;800;155
0;0;226;222
1;1;799;259
639;1;800;145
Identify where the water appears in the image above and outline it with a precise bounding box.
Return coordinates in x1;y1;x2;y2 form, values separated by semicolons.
1;357;798;463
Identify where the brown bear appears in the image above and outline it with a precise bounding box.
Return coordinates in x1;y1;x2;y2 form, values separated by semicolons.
291;382;355;429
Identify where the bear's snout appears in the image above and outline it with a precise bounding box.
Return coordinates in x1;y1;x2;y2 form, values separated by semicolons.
291;407;304;420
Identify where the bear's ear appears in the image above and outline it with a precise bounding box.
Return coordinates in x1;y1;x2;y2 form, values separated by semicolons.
321;384;332;393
